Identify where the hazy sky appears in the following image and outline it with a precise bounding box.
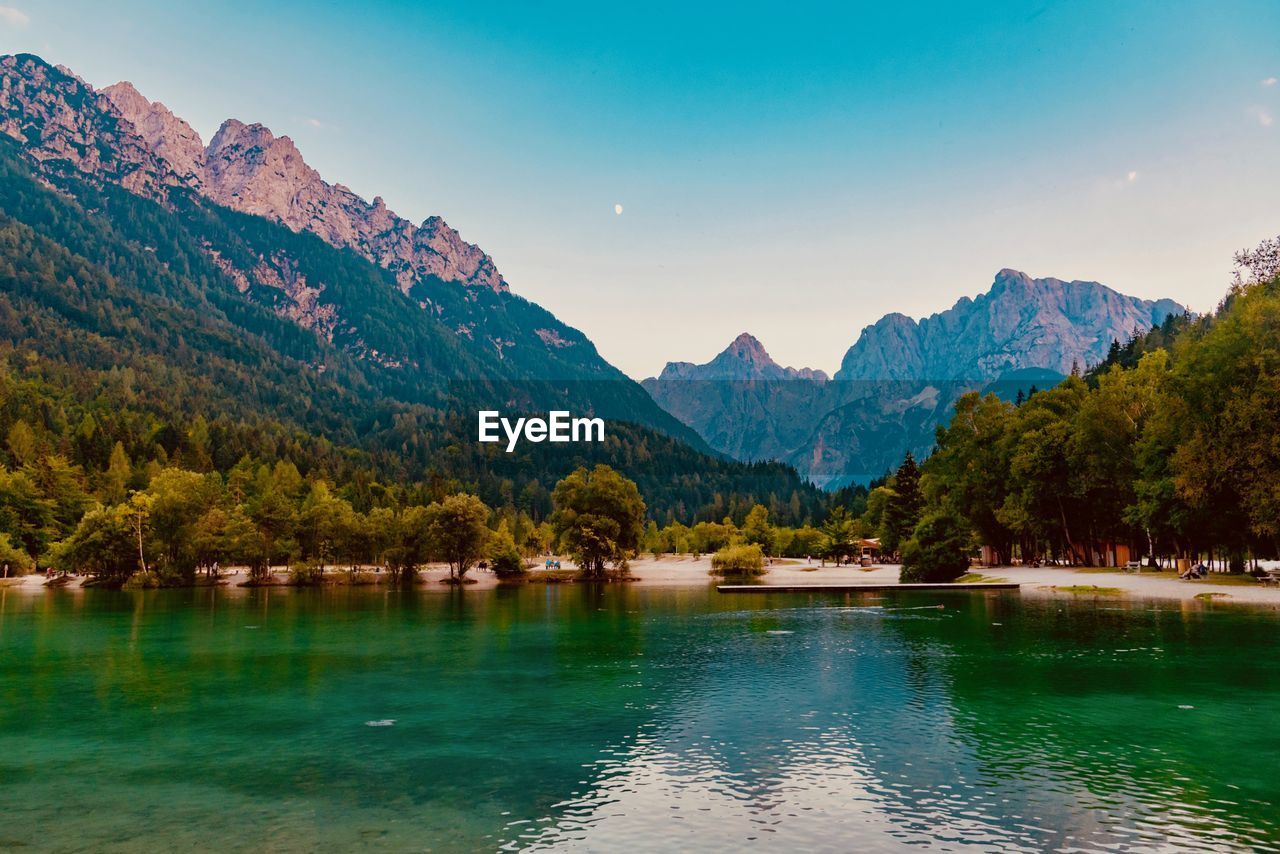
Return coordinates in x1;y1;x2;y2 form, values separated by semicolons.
4;1;1279;378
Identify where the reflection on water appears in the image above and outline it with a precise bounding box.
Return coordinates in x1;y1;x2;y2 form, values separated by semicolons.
1;586;1277;851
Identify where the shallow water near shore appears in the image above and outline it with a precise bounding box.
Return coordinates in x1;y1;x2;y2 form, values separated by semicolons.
1;584;1278;851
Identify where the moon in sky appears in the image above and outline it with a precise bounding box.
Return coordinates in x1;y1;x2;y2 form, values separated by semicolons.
614;203;623;215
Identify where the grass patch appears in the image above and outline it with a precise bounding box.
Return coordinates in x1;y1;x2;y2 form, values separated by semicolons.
1139;570;1264;586
528;570;579;584
958;573;1010;584
1054;585;1126;596
1194;592;1231;601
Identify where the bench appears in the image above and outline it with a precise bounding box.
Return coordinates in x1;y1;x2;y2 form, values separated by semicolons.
1123;561;1143;573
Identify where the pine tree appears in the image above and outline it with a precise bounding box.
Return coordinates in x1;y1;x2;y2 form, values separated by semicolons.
881;453;924;554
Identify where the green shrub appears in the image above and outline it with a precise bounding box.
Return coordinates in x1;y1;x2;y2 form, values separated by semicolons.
899;512;972;583
0;534;33;577
489;533;526;579
710;544;766;577
289;562;327;586
122;570;161;590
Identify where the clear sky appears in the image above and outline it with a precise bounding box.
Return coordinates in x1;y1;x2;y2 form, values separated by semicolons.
4;1;1279;378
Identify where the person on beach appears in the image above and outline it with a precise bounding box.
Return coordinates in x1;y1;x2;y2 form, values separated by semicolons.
1180;562;1206;580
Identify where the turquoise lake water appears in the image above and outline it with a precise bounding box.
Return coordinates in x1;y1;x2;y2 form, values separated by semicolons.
1;584;1278;851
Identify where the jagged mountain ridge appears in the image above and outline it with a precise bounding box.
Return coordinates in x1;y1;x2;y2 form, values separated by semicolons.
838;268;1186;381
646;272;1185;487
98;76;506;295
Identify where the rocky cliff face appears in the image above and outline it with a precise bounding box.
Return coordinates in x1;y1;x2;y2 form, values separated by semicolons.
103;85;506;295
0;55;180;198
837;269;1185;381
647;272;1185;487
100;80;206;190
1;54;506;298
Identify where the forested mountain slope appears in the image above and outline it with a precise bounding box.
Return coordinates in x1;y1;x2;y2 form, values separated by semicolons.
0;55;825;532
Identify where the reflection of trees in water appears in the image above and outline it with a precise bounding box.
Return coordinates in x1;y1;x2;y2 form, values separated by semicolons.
513;592;1054;850
6;588;1279;851
893;594;1280;851
516;592;1280;852
4;585;669;836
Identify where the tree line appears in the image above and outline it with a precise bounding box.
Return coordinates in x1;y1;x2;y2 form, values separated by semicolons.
0;451;657;587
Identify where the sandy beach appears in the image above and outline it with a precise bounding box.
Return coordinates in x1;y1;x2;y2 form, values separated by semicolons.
5;555;1280;606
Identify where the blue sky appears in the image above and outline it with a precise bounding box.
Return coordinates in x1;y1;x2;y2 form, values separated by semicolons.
4;1;1279;377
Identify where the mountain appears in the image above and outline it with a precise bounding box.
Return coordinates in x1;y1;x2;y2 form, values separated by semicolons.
646;272;1185;488
0;53;678;416
656;334;829;383
837;269;1186;381
0;53;824;522
642;335;833;463
103;80;507;296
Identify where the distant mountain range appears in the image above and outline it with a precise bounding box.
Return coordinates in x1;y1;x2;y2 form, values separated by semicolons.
0;53;823;520
645;270;1186;487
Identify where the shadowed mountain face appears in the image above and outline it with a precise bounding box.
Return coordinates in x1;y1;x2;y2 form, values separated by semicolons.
646;274;1184;487
642;335;836;465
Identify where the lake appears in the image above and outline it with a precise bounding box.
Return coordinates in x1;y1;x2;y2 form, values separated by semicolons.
1;584;1278;851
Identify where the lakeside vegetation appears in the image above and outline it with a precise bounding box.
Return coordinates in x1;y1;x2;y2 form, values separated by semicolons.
3;452;659;587
12;234;1277;587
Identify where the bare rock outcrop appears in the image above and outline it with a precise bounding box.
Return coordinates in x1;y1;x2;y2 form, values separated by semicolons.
0;54;179;198
101;80;206;190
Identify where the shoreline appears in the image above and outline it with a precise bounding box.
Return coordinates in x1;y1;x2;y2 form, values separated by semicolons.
5;556;1280;607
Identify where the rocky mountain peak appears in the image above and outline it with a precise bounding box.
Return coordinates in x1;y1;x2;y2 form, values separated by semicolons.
102;80;206;189
0;54;180;198
199;117;505;293
725;332;772;362
649;269;1186;487
653;334;829;383
836;270;1186;382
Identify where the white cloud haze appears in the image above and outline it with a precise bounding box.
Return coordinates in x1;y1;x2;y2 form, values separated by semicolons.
0;5;29;27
